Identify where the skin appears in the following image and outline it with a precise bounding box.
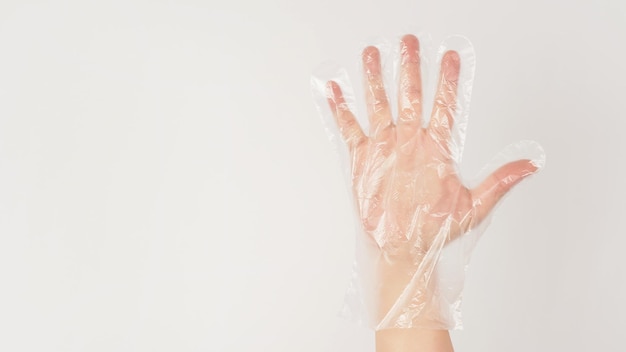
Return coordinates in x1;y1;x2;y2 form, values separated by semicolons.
325;34;539;352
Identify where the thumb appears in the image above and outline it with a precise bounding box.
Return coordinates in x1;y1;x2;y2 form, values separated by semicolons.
470;159;539;225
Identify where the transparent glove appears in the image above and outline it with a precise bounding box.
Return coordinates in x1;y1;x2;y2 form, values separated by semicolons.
311;33;545;330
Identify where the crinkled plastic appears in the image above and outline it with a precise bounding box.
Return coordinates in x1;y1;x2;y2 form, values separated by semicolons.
310;32;545;330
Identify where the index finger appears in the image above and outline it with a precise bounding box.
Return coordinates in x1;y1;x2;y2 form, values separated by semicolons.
428;50;460;152
362;46;393;138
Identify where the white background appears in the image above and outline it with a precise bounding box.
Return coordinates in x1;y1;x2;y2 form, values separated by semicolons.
0;0;624;351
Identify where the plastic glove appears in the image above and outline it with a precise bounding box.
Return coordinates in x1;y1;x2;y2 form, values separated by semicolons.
311;33;545;330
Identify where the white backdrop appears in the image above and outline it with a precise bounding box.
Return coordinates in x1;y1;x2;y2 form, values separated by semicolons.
0;0;624;351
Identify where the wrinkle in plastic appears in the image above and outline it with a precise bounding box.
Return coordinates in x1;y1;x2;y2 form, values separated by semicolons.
311;32;545;330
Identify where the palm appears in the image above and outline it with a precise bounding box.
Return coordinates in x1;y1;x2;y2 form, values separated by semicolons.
353;126;475;256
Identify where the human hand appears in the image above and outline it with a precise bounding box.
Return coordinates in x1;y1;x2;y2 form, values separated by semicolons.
313;33;544;329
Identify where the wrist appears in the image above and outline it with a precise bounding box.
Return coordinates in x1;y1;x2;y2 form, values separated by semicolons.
375;328;454;352
375;252;438;328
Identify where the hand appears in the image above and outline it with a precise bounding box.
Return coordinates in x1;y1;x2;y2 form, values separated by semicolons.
324;34;540;328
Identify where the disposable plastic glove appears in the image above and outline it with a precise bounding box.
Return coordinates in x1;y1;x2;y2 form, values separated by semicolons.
311;33;545;330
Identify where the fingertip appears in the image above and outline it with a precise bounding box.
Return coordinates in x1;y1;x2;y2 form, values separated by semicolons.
325;81;338;110
527;158;545;172
443;50;460;64
362;45;381;72
442;50;460;81
325;80;335;90
325;80;339;98
362;45;379;59
401;34;419;50
400;34;420;63
519;158;540;177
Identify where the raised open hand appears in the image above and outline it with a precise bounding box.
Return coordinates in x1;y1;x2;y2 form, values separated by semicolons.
313;33;544;329
326;35;537;259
